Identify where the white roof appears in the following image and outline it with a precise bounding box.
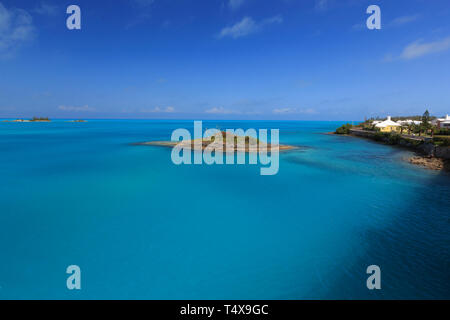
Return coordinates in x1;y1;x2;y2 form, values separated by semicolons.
397;120;421;125
375;116;401;128
437;114;450;121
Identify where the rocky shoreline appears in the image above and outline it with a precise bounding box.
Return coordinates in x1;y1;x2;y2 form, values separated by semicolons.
334;129;450;172
408;156;448;171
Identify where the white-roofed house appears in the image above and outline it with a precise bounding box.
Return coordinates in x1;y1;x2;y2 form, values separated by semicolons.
433;115;450;129
375;116;401;133
397;120;422;125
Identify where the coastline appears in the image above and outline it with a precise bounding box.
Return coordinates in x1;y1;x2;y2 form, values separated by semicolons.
335;128;450;172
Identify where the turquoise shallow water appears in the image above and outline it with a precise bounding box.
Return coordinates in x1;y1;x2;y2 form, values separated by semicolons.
0;120;449;299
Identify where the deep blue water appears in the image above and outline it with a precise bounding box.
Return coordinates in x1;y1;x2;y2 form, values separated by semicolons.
0;120;449;299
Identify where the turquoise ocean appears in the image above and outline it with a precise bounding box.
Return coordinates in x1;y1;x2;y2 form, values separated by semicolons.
0;120;449;299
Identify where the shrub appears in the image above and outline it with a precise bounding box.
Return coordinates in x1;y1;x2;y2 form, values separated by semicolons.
387;133;401;145
435;128;450;136
432;136;450;147
335;123;353;134
373;132;386;142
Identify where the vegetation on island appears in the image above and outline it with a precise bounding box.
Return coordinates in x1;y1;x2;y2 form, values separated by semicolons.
366;113;437;122
30;117;50;121
432;136;450;147
68;119;86;122
372;132;405;145
140;130;296;152
335;123;353;134
3;117;51;122
210;131;260;145
371;131;450;147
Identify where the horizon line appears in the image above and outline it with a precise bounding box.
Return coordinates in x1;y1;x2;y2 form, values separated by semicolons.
0;117;364;122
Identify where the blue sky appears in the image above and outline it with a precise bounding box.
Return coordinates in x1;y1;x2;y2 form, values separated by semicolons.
0;0;449;120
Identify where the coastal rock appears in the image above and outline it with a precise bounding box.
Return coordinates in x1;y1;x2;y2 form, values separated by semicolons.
408;156;446;171
435;146;450;160
417;143;435;156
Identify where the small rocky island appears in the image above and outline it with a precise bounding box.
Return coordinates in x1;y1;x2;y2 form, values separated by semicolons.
3;118;87;123
137;131;296;152
3;117;51;122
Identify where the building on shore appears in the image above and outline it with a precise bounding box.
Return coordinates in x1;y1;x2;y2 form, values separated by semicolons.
375;116;401;132
432;115;450;129
397;120;422;126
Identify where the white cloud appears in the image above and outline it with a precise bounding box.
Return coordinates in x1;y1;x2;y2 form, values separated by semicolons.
390;15;420;27
273;108;292;114
400;37;450;60
140;106;175;113
264;15;283;25
217;15;283;39
34;2;58;16
0;3;35;57
228;0;245;11
273;108;317;115
205;107;241;114
218;17;257;39
354;14;419;32
58;105;95;112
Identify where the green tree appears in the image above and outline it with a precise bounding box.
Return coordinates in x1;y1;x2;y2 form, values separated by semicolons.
421;109;432;136
407;123;414;135
400;123;408;135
